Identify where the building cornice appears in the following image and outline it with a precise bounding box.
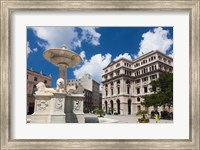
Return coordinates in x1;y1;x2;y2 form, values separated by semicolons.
27;70;52;80
102;66;133;76
133;60;173;70
102;74;134;84
133;50;173;63
134;69;172;79
103;57;133;70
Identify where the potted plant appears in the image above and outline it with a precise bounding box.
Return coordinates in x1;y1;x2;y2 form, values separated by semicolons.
108;107;115;115
95;108;104;117
136;110;149;123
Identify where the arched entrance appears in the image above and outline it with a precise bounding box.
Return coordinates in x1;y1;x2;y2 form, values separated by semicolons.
128;99;132;115
110;100;114;114
116;99;120;114
105;101;108;113
137;105;141;112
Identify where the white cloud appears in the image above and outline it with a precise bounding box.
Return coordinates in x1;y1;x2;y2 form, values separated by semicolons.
33;48;38;52
37;41;48;49
80;27;101;46
27;41;38;56
114;53;132;61
79;51;86;61
27;41;31;55
31;27;101;51
32;27;78;50
138;27;173;56
73;53;112;83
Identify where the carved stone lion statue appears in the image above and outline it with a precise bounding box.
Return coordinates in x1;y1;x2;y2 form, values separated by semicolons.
56;78;65;93
35;82;56;95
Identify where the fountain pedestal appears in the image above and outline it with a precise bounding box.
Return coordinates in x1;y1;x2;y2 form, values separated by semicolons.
65;94;85;123
30;81;85;123
30;85;66;123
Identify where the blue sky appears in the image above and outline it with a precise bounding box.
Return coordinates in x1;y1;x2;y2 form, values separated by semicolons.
27;27;173;87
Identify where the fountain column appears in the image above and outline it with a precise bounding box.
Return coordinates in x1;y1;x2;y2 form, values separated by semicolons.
58;64;67;90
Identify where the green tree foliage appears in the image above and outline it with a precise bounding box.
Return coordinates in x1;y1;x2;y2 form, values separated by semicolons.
95;108;104;117
136;110;149;123
142;72;173;108
136;110;148;119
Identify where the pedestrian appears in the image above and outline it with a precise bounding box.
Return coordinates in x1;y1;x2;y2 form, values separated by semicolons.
155;114;159;123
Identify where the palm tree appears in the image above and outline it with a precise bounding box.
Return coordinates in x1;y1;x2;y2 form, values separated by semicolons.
136;110;149;123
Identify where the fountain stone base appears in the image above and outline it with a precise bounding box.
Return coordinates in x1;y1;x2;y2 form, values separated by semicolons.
65;94;85;123
30;92;66;123
30;81;85;123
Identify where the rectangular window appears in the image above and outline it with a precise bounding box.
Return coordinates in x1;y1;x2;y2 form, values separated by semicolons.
136;79;140;83
111;89;113;95
44;80;47;84
142;77;148;82
34;77;37;81
116;71;120;76
137;88;140;94
118;87;120;94
144;87;148;93
127;86;130;94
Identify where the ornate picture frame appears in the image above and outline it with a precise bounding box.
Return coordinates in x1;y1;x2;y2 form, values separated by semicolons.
1;0;199;149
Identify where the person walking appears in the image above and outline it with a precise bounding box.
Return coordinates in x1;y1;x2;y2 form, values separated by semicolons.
155;114;159;123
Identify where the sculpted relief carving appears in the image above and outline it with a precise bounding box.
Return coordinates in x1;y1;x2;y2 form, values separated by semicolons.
55;98;63;110
37;100;48;111
73;100;81;111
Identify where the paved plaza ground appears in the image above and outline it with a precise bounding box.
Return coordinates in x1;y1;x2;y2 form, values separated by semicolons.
84;113;173;123
27;114;173;123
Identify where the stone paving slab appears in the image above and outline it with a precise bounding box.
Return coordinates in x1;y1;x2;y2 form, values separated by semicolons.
84;114;173;124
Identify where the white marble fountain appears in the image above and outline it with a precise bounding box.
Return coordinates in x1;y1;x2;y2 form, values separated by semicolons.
30;45;85;123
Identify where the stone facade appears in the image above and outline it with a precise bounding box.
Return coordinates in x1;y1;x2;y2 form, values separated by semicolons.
27;69;52;114
102;50;173;115
67;74;100;111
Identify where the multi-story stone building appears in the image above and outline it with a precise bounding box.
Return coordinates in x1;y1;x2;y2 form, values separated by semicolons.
102;50;173;115
27;69;52;114
67;74;100;112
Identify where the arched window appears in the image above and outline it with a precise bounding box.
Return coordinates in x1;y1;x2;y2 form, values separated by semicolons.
105;101;108;113
137;105;141;112
128;99;132;115
116;99;120;114
110;100;114;114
